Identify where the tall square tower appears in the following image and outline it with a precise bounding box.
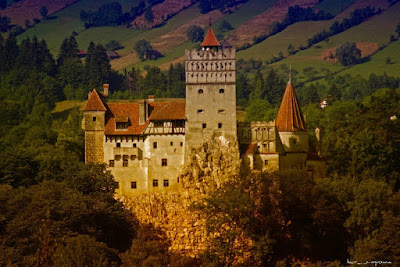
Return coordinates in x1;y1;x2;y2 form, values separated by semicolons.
184;26;237;159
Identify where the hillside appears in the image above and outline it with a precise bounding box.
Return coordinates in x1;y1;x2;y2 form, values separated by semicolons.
8;0;400;80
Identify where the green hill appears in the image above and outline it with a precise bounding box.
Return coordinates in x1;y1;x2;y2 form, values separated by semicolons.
12;0;400;78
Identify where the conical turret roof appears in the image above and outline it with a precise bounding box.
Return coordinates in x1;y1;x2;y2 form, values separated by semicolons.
83;89;107;111
200;25;221;47
275;80;307;132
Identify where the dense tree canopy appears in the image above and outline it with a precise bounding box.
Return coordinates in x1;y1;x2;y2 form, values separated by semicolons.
336;42;361;66
186;25;205;43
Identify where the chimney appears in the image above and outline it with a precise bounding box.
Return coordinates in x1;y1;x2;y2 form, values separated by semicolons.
148;95;155;102
139;100;148;125
103;84;109;97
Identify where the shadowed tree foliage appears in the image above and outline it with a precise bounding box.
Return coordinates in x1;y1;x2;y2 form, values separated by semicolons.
336;42;361;66
134;39;153;61
186;25;205;43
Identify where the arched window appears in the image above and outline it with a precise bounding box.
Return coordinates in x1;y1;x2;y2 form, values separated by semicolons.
219;88;224;94
197;109;204;114
198;89;204;94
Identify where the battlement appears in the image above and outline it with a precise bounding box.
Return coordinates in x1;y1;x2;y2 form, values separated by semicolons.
185;48;235;61
185;48;236;84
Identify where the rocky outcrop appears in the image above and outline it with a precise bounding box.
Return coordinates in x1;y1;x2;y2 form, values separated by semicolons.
118;136;241;257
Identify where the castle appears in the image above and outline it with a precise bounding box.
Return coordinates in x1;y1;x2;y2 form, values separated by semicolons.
82;26;326;196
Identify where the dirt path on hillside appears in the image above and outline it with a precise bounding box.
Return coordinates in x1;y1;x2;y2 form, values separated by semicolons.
0;0;78;27
131;0;196;29
225;0;319;47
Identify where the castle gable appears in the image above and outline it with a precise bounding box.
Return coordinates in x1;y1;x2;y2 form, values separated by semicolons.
83;89;107;111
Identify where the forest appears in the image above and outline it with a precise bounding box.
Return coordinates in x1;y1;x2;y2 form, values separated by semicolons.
0;31;399;265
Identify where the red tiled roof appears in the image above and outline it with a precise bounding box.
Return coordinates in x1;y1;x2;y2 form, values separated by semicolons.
105;103;147;135
104;101;186;135
245;142;257;155
276;81;307;132
83;90;107;111
200;26;221;47
149;102;185;120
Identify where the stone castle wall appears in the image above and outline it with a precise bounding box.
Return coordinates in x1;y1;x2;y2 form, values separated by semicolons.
85;131;104;163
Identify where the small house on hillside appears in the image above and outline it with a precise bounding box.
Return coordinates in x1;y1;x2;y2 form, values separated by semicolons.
78;49;86;58
106;51;120;60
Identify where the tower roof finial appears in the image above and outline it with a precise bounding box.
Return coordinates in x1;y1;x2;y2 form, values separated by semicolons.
200;21;221;47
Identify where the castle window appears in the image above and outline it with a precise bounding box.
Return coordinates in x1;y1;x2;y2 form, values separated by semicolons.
114;182;119;189
218;110;226;114
170;142;173;146
163;179;169;187
162;158;167;166
202;123;207;129
218;123;222;129
116;143;121;148
109;160;115;167
264;160;269;166
198;89;204;94
197;109;204;114
131;181;137;189
133;143;137;148
219;88;224;94
92;116;96;122
130;155;136;160
153;142;157;149
180;142;183;146
123;156;128;167
153;179;158;187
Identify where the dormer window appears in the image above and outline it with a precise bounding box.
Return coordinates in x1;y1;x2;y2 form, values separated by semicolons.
116;116;129;130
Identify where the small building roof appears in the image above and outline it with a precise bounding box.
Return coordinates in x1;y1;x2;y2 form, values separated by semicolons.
200;26;221;47
83;89;107;111
275;81;307;132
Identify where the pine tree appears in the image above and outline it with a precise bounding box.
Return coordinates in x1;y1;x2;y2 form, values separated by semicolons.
3;35;19;72
57;35;79;66
85;43;111;88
